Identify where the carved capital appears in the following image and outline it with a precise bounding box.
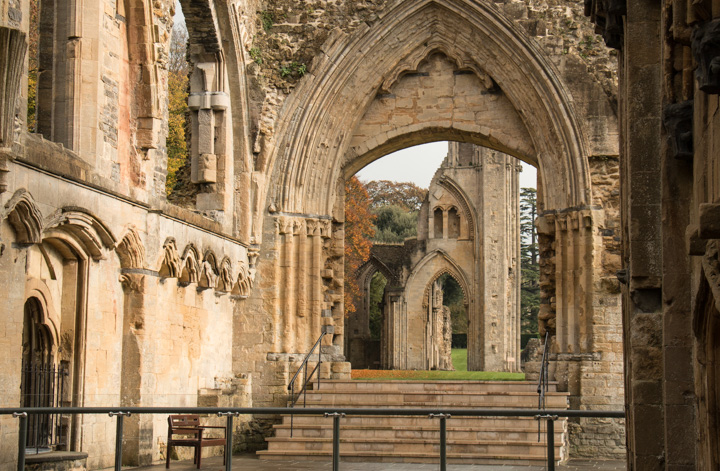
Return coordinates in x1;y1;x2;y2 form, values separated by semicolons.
662;100;694;160
693;20;720;94
120;273;145;294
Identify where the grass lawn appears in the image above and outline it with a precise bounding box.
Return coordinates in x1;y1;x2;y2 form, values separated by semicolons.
351;349;526;381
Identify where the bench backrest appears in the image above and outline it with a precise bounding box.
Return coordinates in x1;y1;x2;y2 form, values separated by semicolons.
168;414;201;430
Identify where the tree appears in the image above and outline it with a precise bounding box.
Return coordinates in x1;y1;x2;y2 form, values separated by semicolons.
520;188;538;266
368;272;386;340
344;177;376;313
373;204;418;243
520;188;539;340
166;22;190;195
365;180;427;211
26;0;39;131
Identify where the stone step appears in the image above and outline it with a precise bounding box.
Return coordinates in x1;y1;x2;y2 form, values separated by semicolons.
317;380;558;393
263;437;563;456
260;380;568;465
283;415;545;429
256;449;553;465
273;424;563;442
296;396;568;409
300;391;568;408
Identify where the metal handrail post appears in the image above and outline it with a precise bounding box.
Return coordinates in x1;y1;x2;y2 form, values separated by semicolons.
547;416;555;471
14;412;27;471
429;413;450;471
325;412;345;471
217;412;235;471
109;412;130;471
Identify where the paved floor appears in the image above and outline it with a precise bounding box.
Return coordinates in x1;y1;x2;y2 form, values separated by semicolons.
142;454;626;471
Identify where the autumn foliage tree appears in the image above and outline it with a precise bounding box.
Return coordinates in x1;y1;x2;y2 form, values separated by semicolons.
27;0;39;131
166;20;190;195
344;177;376;313
366;180;427;211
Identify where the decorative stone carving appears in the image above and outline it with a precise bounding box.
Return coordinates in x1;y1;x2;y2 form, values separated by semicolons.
199;260;218;290
159;238;182;278
662;100;694;160
180;244;201;284
217;257;233;292
702;241;720;314
120;273;145;294
693;20;720;94
199;252;218;290
699;203;720;239
3;189;43;244
44;208;117;260
232;262;253;298
116;227;146;269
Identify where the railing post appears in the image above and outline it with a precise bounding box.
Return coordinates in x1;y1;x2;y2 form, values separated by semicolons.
430;413;450;471
535;414;558;471
218;412;236;471
14;412;27;471
109;411;130;471
325;412;345;471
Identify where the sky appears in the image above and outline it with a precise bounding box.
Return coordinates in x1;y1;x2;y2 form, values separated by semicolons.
355;142;537;190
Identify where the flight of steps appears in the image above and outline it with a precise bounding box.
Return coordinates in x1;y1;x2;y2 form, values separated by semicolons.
257;380;569;465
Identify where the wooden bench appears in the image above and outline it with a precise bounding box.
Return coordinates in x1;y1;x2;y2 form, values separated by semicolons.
166;415;227;469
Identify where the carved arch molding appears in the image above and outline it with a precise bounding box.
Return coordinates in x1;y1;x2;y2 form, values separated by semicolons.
1;188;255;297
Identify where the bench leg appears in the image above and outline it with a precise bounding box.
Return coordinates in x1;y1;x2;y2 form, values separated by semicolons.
196;446;202;469
166;445;171;469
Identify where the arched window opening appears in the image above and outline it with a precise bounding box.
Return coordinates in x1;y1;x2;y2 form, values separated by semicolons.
21;297;67;453
436;274;467;370
434;207;444;238
448;207;460;239
369;271;386;341
166;5;190;199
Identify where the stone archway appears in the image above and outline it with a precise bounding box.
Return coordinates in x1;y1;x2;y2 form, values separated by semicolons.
250;0;622;455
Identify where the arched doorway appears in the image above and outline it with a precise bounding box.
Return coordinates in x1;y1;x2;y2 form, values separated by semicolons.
20;297;66;453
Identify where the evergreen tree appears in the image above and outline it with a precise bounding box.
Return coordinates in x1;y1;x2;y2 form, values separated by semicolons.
520;188;540;340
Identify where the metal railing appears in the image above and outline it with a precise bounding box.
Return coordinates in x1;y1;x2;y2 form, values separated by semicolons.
287;331;326;436
1;406;624;471
20;364;68;453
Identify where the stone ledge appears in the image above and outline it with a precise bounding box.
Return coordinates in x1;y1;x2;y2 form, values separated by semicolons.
25;451;88;464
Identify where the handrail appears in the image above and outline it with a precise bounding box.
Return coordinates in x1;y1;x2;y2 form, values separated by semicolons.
3;405;625;471
287;331;326;436
537;330;551;442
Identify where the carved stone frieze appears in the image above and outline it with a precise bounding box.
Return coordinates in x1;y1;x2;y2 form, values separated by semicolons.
218;257;233;292
693;20;720;94
180;244;201;284
159;238;182;278
116;227;146;269
662;100;694;160
702;240;720;314
233;262;254;298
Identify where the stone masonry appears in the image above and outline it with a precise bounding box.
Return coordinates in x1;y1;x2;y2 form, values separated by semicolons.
0;0;630;469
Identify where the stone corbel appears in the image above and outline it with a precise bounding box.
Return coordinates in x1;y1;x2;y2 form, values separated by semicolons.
0;148;11;194
692;20;720;94
2;189;43;244
699;203;720;239
686;224;707;255
662;100;694;160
